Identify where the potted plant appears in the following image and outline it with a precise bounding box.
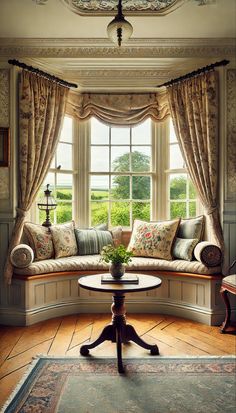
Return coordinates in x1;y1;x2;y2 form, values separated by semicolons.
100;244;133;278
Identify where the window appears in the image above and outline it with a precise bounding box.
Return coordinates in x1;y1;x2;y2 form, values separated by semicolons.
36;116;74;224
33;116;199;227
167;120;197;219
90;118;152;227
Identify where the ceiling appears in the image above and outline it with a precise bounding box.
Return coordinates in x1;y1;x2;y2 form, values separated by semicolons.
0;0;235;92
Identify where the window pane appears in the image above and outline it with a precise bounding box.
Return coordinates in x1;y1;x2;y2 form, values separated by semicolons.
91;202;109;226
91;118;109;144
90;176;109;200
189;201;196;217
56;202;72;223
57;143;72;170
169;120;177;143
133;202;150;221
170;202;186;219
111;202;130;227
91;147;109;171
189;180;197;199
170;174;187;200
132;119;151;144
131;148;151;172
56;174;72;200
111;127;130;144
169;144;184;169
111;147;130;172
60;117;73;143
111;176;130;200
132;176;150;199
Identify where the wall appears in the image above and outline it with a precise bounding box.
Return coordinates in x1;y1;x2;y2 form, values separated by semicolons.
222;69;236;271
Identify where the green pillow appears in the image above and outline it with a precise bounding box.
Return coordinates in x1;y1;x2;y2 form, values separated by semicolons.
75;228;113;255
177;216;204;240
173;237;199;261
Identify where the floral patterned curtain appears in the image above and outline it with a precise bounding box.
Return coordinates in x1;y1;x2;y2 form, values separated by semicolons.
4;70;69;284
66;91;170;125
167;70;224;250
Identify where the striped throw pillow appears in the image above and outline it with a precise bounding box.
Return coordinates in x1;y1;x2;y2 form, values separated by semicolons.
75;229;113;255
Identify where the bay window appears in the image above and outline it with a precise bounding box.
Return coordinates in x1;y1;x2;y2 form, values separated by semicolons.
34;116;199;227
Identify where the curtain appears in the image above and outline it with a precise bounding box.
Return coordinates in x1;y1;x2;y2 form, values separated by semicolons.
4;70;69;284
66;91;170;126
167;70;224;250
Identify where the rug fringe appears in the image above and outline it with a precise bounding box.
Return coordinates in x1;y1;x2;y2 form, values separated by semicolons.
0;357;40;413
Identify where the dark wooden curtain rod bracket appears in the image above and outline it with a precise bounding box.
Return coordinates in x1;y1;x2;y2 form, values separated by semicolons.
8;59;78;89
157;59;230;88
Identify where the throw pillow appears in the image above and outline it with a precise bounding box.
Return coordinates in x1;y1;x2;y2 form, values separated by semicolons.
173;238;199;261
127;219;180;260
194;241;222;267
177;216;204;240
23;222;54;261
75;228;113;255
110;226;123;246
10;244;34;268
50;222;78;259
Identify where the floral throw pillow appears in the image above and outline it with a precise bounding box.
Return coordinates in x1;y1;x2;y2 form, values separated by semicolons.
50;222;78;258
24;222;54;261
127;219;180;260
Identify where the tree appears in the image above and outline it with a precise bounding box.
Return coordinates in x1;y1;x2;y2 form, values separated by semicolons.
112;151;150;200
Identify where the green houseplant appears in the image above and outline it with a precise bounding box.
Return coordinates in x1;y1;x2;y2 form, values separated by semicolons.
100;244;133;278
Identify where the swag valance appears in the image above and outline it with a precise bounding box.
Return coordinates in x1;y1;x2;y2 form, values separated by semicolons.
66;91;170;126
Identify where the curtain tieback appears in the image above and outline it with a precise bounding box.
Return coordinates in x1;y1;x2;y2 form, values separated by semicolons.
16;207;27;218
207;206;218;215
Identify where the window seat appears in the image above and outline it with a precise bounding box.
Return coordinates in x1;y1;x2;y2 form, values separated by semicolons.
4;226;224;327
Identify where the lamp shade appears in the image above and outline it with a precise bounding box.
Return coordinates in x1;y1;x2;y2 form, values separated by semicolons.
107;16;133;46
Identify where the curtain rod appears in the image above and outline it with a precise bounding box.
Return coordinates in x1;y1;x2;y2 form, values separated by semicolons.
8;59;78;89
157;59;230;88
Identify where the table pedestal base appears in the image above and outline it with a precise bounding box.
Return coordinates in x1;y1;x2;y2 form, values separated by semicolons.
80;293;159;373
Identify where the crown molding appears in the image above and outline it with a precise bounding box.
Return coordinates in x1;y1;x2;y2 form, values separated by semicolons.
60;0;186;16
0;37;235;58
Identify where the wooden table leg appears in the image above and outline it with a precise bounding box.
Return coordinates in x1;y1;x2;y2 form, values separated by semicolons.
80;324;115;355
125;324;159;355
80;292;159;371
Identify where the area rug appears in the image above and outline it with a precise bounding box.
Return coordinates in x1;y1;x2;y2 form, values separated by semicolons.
2;356;236;413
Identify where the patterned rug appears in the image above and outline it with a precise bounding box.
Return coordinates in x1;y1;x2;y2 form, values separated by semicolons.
2;357;236;413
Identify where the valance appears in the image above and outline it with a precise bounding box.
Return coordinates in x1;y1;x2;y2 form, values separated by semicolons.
66;91;170;126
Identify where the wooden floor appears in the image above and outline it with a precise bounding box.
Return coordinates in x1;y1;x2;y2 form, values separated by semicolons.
0;313;235;408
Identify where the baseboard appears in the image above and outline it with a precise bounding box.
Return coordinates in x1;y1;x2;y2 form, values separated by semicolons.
0;299;230;327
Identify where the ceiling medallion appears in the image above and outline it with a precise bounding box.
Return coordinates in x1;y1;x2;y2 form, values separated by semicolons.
60;0;187;16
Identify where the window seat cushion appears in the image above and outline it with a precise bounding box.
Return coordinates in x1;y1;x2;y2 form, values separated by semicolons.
13;255;221;276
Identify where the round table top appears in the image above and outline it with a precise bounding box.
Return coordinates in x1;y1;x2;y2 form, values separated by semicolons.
78;273;162;294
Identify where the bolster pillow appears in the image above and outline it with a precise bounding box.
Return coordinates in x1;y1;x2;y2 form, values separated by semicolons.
10;244;34;268
194;241;222;267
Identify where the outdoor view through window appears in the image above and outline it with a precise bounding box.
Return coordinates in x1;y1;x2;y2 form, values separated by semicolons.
36;116;197;226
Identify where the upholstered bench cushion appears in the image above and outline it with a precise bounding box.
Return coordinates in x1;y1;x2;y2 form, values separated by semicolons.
13;255;221;276
222;274;236;288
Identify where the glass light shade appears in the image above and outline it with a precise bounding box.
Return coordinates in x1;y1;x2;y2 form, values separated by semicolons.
107;17;133;46
38;195;57;210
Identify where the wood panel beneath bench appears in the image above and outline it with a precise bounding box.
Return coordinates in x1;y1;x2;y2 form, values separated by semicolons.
0;271;225;326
